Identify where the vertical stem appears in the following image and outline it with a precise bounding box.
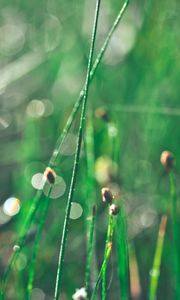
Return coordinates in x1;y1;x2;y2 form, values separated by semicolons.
169;172;180;299
0;2;130;297
91;215;114;300
85;111;95;213
49;0;130;168
0;191;42;299
85;114;98;297
149;215;167;300
85;206;96;297
102;214;113;300
54;1;101;299
27;193;51;298
116;206;130;300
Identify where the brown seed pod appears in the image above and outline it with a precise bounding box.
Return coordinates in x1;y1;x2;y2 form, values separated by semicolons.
160;151;175;171
95;107;109;122
44;167;56;184
101;187;113;204
109;204;120;216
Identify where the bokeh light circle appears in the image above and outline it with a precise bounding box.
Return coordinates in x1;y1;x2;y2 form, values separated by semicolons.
3;197;21;216
43;176;66;199
70;202;83;220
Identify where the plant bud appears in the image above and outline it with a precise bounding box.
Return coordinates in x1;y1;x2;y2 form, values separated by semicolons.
160;151;175;171
101;187;113;204
95;107;109;122
109;204;120;216
13;245;20;252
44;167;56;184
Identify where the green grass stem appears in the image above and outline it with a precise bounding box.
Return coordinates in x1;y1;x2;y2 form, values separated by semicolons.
102;214;114;300
0;1;130;298
53;1;101;299
85;206;96;297
27;189;52;299
116;205;130;300
85;111;95;212
0;191;43;299
91;214;114;300
149;215;167;300
49;0;130;168
169;172;180;299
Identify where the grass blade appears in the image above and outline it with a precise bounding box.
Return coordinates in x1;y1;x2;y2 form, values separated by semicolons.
0;191;42;299
91;214;114;300
169;172;180;299
0;1;130;297
85;206;96;297
27;191;51;298
49;0;130;168
54;1;101;299
149;215;167;300
102;214;114;300
116;205;130;300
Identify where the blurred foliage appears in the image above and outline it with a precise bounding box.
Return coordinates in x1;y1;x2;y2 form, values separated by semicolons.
0;0;180;299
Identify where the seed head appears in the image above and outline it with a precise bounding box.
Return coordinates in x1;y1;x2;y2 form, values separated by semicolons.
13;245;20;252
101;187;113;204
95;107;109;122
43;167;56;184
72;287;87;300
109;204;120;216
160;151;175;171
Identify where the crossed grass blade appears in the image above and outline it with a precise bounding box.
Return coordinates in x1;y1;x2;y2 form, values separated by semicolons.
0;0;130;298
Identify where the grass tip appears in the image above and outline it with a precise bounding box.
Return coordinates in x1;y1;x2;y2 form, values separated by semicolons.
95;107;109;122
160;151;175;172
13;245;20;252
43;167;56;184
101;187;114;204
109;204;120;216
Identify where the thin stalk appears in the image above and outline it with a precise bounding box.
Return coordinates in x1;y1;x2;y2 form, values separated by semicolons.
149;215;167;300
129;244;141;299
0;191;42;299
102;214;114;300
54;1;101;299
169;172;180;299
116;205;130;300
85;111;95;213
85;206;96;297
91;215;114;300
27;189;52;299
85;113;98;298
49;0;130;168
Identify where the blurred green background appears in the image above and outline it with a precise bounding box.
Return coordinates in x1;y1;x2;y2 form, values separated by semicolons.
0;0;180;299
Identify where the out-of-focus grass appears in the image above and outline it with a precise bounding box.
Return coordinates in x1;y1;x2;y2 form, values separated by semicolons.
0;0;180;299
